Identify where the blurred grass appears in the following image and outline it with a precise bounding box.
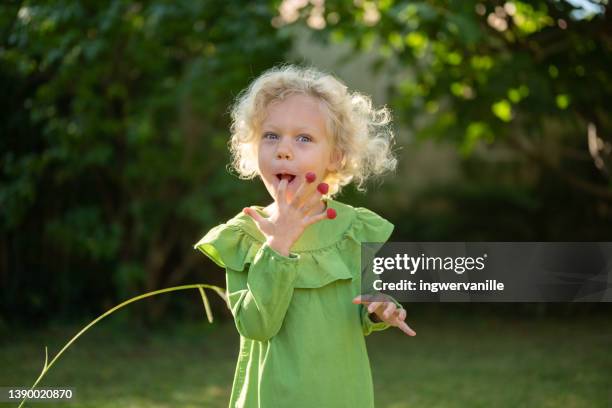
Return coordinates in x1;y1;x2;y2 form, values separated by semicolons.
1;309;611;407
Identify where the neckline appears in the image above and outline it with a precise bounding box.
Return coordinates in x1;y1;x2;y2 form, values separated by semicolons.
233;197;356;252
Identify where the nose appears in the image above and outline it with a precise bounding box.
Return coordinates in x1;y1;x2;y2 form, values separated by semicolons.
276;150;292;160
276;140;293;160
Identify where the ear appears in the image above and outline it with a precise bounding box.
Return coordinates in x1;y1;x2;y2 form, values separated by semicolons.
327;147;343;172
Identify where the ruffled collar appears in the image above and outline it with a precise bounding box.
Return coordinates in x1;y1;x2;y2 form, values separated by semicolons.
226;197;356;252
194;198;394;288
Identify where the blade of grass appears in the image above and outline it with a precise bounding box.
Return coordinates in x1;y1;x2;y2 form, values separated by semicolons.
198;286;213;323
18;283;225;408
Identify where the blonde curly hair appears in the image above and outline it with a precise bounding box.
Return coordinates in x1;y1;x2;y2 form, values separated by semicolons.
228;64;398;198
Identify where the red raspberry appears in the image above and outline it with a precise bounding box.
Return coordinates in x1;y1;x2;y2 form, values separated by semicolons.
326;208;337;219
305;172;316;183
317;183;329;195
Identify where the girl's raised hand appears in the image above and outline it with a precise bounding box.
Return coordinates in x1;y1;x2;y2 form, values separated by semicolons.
243;172;334;257
352;295;416;336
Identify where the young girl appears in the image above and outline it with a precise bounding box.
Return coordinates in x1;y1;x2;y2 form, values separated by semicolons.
194;64;416;408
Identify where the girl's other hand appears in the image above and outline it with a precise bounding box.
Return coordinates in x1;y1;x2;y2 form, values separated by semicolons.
243;172;332;256
352;295;416;336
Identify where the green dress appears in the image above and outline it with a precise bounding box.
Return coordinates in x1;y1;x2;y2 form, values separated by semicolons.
193;197;402;408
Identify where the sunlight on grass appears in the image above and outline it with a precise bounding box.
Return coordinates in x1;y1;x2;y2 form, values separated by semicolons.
3;311;611;407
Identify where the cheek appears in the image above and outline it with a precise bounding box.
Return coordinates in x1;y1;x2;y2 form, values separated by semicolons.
256;144;270;167
310;147;333;169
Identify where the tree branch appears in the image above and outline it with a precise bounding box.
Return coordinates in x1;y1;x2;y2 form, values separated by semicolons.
505;133;612;201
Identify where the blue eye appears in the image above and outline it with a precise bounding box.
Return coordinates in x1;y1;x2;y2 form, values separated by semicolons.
263;132;278;140
297;135;312;143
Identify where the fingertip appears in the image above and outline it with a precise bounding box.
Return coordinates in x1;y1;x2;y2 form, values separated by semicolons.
317;183;329;195
326;208;336;219
305;171;316;183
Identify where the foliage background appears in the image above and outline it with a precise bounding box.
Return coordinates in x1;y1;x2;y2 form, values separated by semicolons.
1;0;611;328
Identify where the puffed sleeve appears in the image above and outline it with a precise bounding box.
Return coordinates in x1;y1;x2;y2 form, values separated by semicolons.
349;207;405;336
194;223;301;342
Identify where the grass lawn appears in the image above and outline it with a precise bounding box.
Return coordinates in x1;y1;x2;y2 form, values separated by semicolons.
2;309;611;407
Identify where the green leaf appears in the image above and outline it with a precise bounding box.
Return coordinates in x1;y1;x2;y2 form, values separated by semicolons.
492;100;512;122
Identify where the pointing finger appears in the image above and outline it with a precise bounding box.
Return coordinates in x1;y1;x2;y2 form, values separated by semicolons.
396;320;416;336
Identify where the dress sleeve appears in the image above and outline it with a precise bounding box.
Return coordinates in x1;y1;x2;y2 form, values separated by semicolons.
349;207;405;336
225;243;300;341
194;223;300;342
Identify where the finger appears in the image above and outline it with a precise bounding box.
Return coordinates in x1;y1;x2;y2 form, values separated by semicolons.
396;320;416;336
395;308;407;323
367;301;383;314
352;294;387;304
277;177;289;206
300;191;324;216
382;302;396;320
288;177;308;209
243;207;265;224
305;171;316;183
290;172;317;208
302;209;330;227
352;295;365;304
391;308;406;326
317;182;329;195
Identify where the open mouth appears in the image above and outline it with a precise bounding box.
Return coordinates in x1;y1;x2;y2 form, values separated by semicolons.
276;173;296;184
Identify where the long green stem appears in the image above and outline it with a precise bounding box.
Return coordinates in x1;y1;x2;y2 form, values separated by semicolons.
17;284;227;408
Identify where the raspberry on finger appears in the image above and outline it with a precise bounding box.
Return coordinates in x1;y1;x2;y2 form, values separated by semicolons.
317;183;329;195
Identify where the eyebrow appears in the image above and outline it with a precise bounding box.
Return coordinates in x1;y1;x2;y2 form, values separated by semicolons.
262;124;318;133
